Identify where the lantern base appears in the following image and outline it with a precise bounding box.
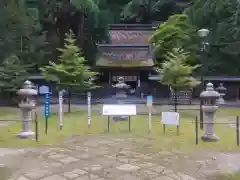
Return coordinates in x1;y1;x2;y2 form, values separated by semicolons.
217;97;225;104
17;131;35;139
201;134;219;142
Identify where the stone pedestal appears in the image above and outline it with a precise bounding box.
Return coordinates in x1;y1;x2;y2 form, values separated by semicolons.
200;83;220;142
17;81;37;139
112;77;129;121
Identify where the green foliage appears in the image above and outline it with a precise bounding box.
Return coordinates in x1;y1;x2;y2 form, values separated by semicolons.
159;48;200;89
40;32;97;90
0;55;31;93
121;0;181;23
0;0;48;71
149;14;196;62
184;0;240;75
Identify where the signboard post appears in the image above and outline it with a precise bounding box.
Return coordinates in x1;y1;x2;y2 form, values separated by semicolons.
39;85;51;134
161;112;180;135
58;89;65;130
87;92;91;128
147;95;153;133
102;104;137;132
44;93;50;134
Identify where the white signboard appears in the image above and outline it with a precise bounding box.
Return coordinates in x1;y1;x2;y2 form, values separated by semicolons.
87;92;91;127
39;85;49;94
161;112;179;125
102;104;137;116
58;91;63;129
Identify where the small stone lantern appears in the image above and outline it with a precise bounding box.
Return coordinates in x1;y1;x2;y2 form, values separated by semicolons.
200;82;220;142
17;80;37;139
216;83;227;104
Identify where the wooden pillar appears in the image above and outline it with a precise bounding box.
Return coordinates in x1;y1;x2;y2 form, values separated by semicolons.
109;71;111;84
137;72;140;87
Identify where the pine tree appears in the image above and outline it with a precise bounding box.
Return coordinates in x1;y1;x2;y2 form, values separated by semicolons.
40;32;97;89
159;48;200;111
40;32;98;112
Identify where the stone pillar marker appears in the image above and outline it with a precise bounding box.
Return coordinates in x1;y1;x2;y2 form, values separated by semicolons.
216;83;227;104
17;80;38;139
200;82;220;142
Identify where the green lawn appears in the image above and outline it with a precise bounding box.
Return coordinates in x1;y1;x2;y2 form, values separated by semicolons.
210;172;240;180
0;108;239;152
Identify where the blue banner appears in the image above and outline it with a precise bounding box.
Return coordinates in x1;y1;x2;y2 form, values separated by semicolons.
44;93;50;119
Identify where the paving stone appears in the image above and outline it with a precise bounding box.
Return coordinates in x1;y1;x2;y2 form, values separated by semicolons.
117;158;129;163
157;151;173;156
134;162;157;168
40;175;67;180
117;174;142;180
154;176;174;180
167;173;182;180
58;156;79;164
63;171;79;179
95;168;122;178
76;154;90;159
72;169;88;175
135;169;159;179
150;165;165;173
83;164;103;172
177;173;196;180
162;168;175;175
98;140;114;144
104;155;116;160
76;174;99;180
48;153;66;159
25;169;52;179
136;154;153;160
84;142;100;147
16;176;30;180
116;164;140;172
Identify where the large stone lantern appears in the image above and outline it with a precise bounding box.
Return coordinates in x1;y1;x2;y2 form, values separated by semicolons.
17;80;37;139
200;82;220;142
216;83;227;104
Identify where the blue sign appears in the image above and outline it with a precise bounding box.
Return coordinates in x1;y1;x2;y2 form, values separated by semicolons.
147;95;153;107
147;95;152;101
44;93;50;119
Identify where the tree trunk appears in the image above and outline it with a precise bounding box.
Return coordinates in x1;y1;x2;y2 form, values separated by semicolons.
77;12;85;47
67;87;71;113
174;88;177;112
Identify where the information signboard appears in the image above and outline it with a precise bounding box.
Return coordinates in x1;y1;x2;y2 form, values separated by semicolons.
102;104;136;116
161;112;180;125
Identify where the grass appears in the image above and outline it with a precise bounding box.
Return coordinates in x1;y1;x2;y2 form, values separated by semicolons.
0;108;239;152
210;172;240;180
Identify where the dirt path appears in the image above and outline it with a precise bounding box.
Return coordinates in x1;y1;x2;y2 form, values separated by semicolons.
1;135;240;180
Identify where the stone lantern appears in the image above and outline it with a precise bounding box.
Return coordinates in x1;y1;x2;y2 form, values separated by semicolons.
17;80;38;139
200;82;220;142
216;83;227;104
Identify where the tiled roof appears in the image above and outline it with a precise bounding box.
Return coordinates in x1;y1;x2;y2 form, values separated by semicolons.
97;45;151;61
96;57;154;67
110;30;154;44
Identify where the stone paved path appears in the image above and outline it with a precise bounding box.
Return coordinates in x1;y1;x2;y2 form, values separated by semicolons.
4;135;199;180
